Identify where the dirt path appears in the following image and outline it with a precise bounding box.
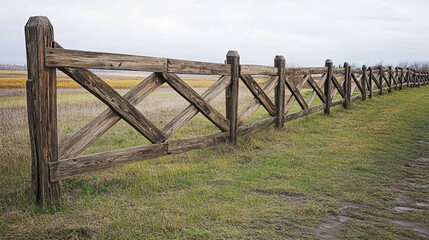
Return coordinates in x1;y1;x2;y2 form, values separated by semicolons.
312;140;429;239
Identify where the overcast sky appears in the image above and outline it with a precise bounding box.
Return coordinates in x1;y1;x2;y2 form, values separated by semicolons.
1;0;429;67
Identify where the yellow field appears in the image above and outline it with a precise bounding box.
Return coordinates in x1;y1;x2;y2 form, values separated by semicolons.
0;71;267;89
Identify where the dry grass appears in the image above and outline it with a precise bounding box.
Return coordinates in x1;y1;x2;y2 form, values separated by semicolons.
0;70;428;238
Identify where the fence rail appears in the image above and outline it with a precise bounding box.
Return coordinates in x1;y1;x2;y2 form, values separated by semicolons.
25;16;429;207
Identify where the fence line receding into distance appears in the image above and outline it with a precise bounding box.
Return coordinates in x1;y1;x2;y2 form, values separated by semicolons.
25;16;429;207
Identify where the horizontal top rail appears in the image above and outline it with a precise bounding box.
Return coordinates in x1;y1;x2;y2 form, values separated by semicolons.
288;67;327;75
241;65;278;76
45;46;231;75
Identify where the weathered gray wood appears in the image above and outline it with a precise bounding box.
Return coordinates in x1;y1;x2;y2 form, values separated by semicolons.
368;67;373;99
167;132;228;154
58;73;164;159
288;67;328;75
238;76;278;125
285;74;308;110
331;75;346;98
397;68;403;90
351;73;363;95
240;65;278;75
50;143;168;182
162;76;231;138
331;68;344;74
350;95;362;101
161;73;229;132
167;58;230;75
343;63;351;109
59;66;166;143
306;74;327;106
284;75;308;114
46;47;168;72
331;98;345;107
285;104;325;122
240;75;276;116
237;117;276;136
388;66;393;93
361;65;367;100
307;75;326;103
274;56;286;129
324;60;333;114
226;51;240;144
379;66;383;94
25;16;60;208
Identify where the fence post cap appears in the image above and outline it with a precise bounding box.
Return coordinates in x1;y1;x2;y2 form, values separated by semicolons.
362;65;367;70
226;50;239;57
325;59;333;66
25;16;52;28
274;55;285;61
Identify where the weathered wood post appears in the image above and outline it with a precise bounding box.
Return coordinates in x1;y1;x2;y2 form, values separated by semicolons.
405;68;409;87
274;55;285;129
388;66;393;93
226;51;239;144
379;66;383;95
25;16;60;208
397;67;402;90
343;62;351;109
368;67;373;99
324;59;333;115
361;65;367;100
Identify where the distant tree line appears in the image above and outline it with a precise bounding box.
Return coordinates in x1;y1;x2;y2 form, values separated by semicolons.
0;64;27;71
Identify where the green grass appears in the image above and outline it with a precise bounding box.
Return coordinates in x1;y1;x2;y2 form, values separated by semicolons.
0;86;428;239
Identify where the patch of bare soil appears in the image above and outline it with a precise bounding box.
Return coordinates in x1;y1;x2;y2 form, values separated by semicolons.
311;140;429;239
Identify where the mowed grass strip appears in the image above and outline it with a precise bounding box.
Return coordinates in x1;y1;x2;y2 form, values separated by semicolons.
0;86;428;239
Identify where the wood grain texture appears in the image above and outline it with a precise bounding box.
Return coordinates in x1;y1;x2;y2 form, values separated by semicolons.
50;143;168;182
25;16;60;207
58;73;164;159
161;73;229;132
59;67;166;143
324;60;333;114
274;56;285;129
351;73;363;95
240;65;278;75
46;47;168;72
238;76;278;125
306;74;327;106
331;75;346;98
289;67;328;75
167;58;230;75
343;63;351;109
240;75;276;116
284;74;309;115
226;51;240;144
285;104;325;122
167;132;228;154
361;65;367;100
307;75;326;103
162;76;231;138
285;75;309;110
237;117;276;136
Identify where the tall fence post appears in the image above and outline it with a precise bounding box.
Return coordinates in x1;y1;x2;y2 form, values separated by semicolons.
379;66;383;95
343;62;351;109
388;66;393;93
361;65;367;100
397;68;402;90
274;55;285;129
368;67;373;99
226;51;240;145
406;68;410;87
324;59;333;115
25;16;60;208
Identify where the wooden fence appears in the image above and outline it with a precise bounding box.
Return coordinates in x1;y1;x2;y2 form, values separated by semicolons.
25;16;429;207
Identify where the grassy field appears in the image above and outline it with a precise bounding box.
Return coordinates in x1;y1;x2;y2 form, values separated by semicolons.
0;73;428;238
